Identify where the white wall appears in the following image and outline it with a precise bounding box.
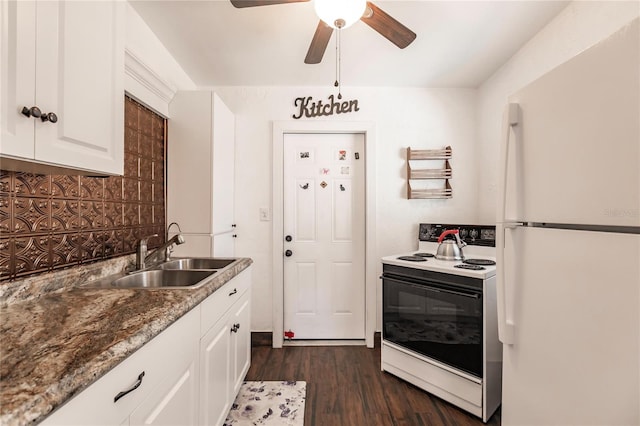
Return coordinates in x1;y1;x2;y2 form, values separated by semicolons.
476;0;640;223
212;86;478;331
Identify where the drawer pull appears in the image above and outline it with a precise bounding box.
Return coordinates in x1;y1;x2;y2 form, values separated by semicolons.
114;371;145;403
229;288;237;296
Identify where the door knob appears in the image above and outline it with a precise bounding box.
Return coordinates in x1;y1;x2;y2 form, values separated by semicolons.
40;112;58;123
285;250;293;257
21;106;41;119
285;235;292;242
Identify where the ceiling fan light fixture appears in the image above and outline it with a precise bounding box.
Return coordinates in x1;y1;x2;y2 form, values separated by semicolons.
314;0;367;29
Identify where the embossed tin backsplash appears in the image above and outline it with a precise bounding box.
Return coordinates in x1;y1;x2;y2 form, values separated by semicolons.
0;97;166;281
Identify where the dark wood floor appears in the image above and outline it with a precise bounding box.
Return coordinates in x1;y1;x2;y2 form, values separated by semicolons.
247;334;501;426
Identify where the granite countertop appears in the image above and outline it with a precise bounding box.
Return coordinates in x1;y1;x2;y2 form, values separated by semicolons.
0;257;253;426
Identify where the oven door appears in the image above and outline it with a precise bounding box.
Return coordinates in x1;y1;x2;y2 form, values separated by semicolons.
382;273;483;378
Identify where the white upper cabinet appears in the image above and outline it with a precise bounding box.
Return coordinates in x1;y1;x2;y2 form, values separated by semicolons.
168;91;236;256
0;1;124;175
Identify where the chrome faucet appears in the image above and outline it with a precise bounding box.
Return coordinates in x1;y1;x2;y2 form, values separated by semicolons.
136;234;158;270
134;224;186;271
165;222;184;261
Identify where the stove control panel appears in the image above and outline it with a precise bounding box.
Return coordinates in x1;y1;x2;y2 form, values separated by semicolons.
419;223;496;247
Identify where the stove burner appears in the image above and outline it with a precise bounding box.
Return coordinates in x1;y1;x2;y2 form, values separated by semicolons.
397;255;427;262
463;258;496;266
455;264;486;270
414;252;435;258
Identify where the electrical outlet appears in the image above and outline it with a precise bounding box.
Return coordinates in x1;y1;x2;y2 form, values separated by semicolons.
259;207;271;221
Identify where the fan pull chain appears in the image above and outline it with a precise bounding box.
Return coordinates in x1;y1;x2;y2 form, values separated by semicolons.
334;27;342;100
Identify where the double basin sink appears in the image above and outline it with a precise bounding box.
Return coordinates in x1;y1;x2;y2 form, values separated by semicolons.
83;258;236;290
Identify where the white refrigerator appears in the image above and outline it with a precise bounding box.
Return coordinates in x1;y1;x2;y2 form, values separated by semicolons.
497;18;639;426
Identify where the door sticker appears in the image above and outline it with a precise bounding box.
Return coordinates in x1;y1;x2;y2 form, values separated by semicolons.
338;150;347;161
320;168;330;175
340;166;350;175
320;181;328;188
299;183;309;190
299;151;310;159
340;184;346;192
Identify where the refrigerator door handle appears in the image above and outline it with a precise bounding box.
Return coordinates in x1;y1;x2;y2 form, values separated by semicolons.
497;223;520;345
497;103;520;223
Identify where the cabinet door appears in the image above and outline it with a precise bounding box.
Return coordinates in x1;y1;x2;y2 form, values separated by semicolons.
199;317;232;426
168;91;213;234
0;0;36;158
212;93;235;234
212;231;235;257
168;91;236;236
129;358;198;426
34;1;124;175
230;291;251;396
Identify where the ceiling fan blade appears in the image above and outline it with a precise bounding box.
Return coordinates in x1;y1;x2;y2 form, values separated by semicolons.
360;2;416;49
230;0;310;8
305;20;333;64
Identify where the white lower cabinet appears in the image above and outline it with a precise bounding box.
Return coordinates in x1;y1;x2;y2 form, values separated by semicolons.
41;266;251;426
199;268;251;426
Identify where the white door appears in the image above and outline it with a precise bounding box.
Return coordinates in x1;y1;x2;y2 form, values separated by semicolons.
283;133;365;339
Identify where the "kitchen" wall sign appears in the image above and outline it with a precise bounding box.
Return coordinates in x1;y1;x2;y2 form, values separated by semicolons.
292;95;360;119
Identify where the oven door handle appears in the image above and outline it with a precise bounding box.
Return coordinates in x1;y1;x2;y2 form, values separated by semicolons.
382;275;481;299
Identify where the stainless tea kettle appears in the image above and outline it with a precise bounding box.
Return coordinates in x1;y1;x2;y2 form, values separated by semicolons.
435;229;466;261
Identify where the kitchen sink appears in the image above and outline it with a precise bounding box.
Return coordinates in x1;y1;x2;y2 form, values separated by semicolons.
84;269;216;289
81;257;238;290
155;258;235;270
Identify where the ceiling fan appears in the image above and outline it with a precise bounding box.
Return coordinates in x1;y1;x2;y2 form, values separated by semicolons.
230;0;417;64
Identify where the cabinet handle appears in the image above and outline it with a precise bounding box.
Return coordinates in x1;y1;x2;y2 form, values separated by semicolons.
40;112;58;123
21;106;41;119
114;371;145;403
228;288;237;296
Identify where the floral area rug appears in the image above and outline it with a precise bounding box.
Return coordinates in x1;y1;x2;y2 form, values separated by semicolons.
224;381;306;426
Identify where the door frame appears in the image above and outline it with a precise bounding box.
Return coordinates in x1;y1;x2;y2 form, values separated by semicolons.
272;121;377;348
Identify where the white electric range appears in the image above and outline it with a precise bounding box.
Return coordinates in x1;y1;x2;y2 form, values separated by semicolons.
380;224;501;423
381;241;496;279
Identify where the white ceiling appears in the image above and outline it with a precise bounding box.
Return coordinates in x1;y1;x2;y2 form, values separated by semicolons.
130;0;570;88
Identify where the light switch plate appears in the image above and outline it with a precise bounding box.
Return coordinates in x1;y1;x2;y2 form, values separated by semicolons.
259;207;271;221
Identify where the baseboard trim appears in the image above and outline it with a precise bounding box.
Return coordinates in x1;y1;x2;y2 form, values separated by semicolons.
252;332;382;348
284;339;366;347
